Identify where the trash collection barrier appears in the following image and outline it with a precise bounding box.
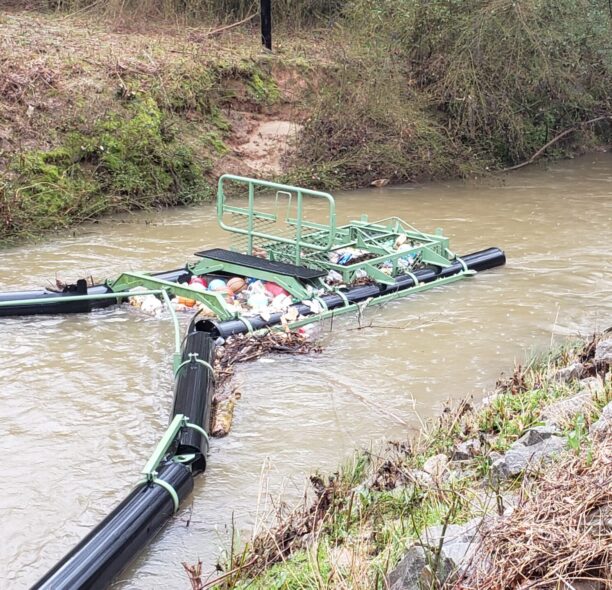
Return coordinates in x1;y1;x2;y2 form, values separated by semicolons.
195;248;506;339
0;268;190;317
31;461;193;590
171;330;215;473
32;332;215;589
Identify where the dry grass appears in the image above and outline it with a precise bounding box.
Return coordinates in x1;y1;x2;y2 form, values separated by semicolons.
457;439;612;590
0;9;332;165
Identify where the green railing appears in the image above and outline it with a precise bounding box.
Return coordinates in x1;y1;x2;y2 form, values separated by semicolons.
217;174;337;265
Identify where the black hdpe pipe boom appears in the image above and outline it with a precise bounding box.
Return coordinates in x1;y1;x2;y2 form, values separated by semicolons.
32;333;215;590
32;462;193;590
171;330;215;473
195;247;506;339
0;268;190;317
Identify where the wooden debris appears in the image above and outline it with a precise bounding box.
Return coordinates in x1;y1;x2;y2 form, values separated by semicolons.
210;332;321;437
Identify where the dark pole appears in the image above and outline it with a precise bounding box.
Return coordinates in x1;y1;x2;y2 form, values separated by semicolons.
261;0;272;51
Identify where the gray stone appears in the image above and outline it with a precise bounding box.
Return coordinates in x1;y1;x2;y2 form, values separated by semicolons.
422;454;449;479
421;518;482;547
589;401;612;441
411;470;434;486
440;542;478;571
387;545;455;590
492;436;567;479
594;338;612;365
540;392;593;427
579;376;605;396
553;362;584;383
586;505;612;535
452;439;482;461
516;425;559;447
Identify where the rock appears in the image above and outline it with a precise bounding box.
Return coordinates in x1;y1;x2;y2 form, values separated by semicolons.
589;401;612;441
440;542;478;570
553;362;584;383
411;470;434;486
421;518;482;547
492;436;567;479
586;505;612;535
329;546;354;570
540;392;594;427
387;545;455;590
452;439;482;461
423;454;449;479
515;425;560;447
579;376;605;396
594;338;612;365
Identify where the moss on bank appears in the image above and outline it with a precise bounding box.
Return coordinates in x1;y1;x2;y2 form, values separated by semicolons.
0;12;292;243
1;2;611;242
3;98;210;238
194;335;610;589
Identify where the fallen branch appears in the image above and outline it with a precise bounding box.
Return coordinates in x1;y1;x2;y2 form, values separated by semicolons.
204;13;258;38
501;115;611;172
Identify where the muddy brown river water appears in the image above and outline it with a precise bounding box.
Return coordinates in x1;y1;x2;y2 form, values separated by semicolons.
1;153;611;588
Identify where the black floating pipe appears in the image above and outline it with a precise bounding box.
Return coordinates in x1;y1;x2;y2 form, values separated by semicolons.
0;267;191;318
32;461;193;590
171;330;215;473
195;247;506;339
32;324;215;589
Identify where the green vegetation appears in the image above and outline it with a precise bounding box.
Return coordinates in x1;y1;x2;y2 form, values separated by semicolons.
195;336;610;589
1;1;610;241
2;98;210;239
291;0;612;187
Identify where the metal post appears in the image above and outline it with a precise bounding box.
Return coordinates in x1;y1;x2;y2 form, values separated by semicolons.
261;0;272;50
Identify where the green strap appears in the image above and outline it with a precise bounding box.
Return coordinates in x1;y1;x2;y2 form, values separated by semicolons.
185;421;210;446
151;477;180;513
455;256;469;272
240;316;255;334
313;296;328;312
334;289;350;307
404;271;420;286
174;353;215;378
138;476;180;513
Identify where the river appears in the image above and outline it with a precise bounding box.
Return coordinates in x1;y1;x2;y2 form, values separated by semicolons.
0;153;610;588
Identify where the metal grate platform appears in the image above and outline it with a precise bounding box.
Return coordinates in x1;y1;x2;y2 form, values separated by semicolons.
194;248;326;281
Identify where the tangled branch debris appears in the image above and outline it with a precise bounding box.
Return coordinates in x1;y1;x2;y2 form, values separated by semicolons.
210;332;322;437
214;331;322;389
459;439;612;589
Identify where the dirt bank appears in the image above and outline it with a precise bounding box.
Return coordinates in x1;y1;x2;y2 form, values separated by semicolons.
1;2;610;244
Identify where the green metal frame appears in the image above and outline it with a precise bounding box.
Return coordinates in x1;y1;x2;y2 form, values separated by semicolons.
139;413;210;512
110;272;235;321
215;175;461;288
206;174;475;330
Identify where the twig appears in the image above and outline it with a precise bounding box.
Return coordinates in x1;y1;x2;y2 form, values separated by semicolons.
202;13;258;38
501;115;611;172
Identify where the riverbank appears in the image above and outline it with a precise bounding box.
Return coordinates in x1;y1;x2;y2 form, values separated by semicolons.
188;332;611;589
1;2;610;244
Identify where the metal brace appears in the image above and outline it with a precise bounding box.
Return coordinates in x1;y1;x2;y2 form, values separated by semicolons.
174;352;215;379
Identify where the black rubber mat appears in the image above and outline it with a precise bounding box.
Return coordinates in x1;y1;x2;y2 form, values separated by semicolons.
194;248;326;280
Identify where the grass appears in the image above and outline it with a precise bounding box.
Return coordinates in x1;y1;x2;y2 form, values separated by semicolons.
188;334;611;589
1;1;610;243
